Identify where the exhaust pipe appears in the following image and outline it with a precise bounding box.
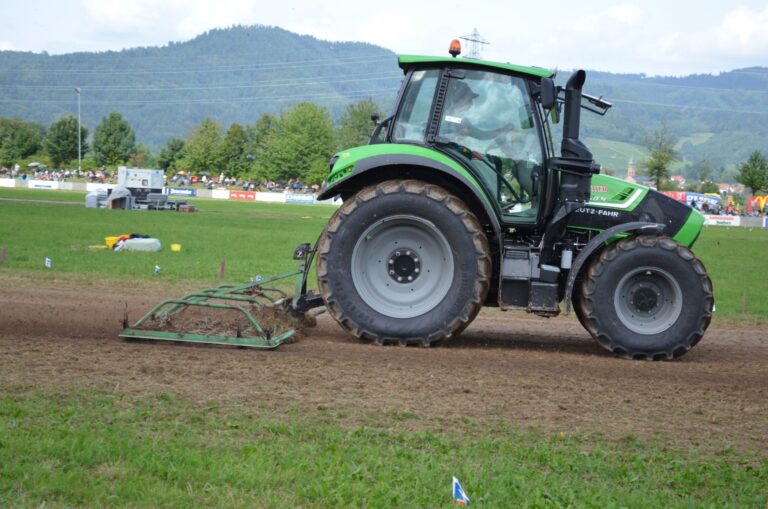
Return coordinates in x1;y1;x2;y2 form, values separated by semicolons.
561;70;593;161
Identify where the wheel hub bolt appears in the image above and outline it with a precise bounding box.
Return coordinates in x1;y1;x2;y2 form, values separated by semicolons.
387;248;421;284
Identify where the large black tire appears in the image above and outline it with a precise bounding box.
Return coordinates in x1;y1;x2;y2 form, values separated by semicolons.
581;235;713;360
316;179;491;346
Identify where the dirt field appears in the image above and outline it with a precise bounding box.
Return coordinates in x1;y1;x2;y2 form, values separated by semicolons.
1;275;766;453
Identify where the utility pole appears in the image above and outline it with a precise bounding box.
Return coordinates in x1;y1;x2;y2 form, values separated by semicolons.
460;28;489;59
74;87;81;172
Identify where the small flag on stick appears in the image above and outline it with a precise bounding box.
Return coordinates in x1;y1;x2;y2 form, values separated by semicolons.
453;476;470;506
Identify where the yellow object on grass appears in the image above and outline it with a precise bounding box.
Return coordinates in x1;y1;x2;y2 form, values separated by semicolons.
171;243;182;252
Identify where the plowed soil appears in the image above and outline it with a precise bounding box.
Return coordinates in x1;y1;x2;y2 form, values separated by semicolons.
1;275;766;453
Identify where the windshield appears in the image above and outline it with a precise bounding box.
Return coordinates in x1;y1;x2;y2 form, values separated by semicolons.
391;69;440;143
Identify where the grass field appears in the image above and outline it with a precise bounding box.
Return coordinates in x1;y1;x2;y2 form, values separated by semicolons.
0;188;334;286
1;387;765;508
1;188;767;508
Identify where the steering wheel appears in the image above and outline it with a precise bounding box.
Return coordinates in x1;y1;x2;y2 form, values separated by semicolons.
484;136;532;207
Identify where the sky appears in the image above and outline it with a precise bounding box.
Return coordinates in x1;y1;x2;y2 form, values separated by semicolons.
0;0;767;76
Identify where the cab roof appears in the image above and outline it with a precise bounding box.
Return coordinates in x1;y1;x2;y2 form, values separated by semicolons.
398;55;554;79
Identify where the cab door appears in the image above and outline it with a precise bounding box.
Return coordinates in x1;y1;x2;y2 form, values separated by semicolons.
435;69;546;225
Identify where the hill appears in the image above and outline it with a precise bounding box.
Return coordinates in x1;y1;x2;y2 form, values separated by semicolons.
0;25;401;150
1;25;767;179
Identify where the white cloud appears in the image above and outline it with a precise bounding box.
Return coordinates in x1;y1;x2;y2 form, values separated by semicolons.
174;0;262;39
352;11;420;51
82;0;164;32
712;5;768;55
0;40;14;51
606;3;645;25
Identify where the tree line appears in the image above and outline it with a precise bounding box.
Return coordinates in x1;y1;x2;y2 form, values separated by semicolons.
641;124;768;197
0;99;378;185
3;103;766;194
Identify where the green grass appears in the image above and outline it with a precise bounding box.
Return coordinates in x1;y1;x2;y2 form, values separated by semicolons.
1;386;765;509
0;189;334;285
695;225;768;320
0;187;87;202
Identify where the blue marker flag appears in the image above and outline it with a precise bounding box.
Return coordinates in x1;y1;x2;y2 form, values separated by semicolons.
452;476;470;506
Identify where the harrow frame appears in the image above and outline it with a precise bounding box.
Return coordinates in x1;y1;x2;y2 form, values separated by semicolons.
119;242;323;349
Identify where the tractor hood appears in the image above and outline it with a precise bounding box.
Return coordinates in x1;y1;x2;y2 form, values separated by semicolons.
567;174;705;247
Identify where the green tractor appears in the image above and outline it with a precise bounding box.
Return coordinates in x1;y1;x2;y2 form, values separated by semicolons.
310;44;713;359
122;43;713;358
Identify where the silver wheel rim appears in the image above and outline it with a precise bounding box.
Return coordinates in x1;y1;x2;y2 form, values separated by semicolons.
614;266;683;335
351;214;454;319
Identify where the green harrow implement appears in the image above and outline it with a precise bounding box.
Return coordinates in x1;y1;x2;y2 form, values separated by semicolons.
120;243;324;349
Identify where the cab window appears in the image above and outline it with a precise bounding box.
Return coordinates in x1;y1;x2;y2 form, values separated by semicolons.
392;69;440;144
438;70;543;223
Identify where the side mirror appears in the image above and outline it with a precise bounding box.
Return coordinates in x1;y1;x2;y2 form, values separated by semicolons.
370;112;380;125
540;78;556;110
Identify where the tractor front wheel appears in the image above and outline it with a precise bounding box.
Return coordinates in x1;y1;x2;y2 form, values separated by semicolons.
316;180;491;346
580;235;713;360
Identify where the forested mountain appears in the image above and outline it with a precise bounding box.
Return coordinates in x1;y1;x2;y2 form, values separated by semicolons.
580;67;768;176
1;24;767;179
0;26;400;150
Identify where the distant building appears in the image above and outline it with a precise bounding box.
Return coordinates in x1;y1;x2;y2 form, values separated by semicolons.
718;183;733;194
670;175;686;188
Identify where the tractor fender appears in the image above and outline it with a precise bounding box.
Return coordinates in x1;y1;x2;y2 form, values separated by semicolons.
563;221;665;314
317;153;502;238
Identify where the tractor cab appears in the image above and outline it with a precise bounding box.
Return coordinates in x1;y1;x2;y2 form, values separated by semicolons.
369;53;560;229
389;64;547;225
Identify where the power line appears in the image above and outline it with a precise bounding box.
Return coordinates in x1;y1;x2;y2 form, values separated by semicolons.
610;97;768;115
0;54;395;76
0;87;398;106
0;71;402;91
591;77;768;95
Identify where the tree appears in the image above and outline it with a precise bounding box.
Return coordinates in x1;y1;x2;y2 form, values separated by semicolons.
261;103;334;183
45;115;88;168
128;144;154;168
335;99;378;152
218;123;249;178
245;114;277;179
92;112;136;166
0;117;45;167
181;118;222;174
735;151;768;195
157;138;186;173
642;125;676;189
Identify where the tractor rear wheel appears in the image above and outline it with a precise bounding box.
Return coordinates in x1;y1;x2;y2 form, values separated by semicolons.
571;282;595;336
581;235;713;360
316;179;491;346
